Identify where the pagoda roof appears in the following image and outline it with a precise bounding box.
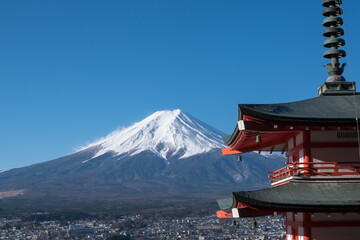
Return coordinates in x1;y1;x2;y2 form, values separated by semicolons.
239;94;360;123
217;180;360;213
224;94;360;146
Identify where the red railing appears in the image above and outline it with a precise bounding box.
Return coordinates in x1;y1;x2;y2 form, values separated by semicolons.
268;161;360;183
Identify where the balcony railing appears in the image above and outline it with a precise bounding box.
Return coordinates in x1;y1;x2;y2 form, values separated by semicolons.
268;161;360;183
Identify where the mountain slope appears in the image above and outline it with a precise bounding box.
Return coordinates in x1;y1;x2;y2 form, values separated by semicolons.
0;110;286;213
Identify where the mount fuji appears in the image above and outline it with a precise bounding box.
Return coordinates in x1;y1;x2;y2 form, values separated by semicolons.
0;110;285;214
80;109;225;163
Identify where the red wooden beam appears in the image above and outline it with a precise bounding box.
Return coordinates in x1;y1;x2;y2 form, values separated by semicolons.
230;132;292;154
217;210;233;218
222;147;242;156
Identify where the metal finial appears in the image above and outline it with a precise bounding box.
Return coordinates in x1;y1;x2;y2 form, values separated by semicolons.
322;0;346;82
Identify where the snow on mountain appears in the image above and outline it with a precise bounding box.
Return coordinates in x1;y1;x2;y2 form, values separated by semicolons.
81;109;226;162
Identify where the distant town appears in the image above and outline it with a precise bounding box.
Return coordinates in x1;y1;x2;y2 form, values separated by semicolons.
0;213;285;239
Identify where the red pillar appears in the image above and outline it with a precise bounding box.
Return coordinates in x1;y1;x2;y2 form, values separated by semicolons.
303;212;312;240
303;131;311;174
285;212;312;240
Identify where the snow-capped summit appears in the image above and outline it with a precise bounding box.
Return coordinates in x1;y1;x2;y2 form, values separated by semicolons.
82;109;226;161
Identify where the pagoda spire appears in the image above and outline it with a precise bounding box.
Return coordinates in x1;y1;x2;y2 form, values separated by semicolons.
318;0;356;96
323;0;346;82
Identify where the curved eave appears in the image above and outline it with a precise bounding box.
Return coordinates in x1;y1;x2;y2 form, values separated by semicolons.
219;180;360;213
239;95;360;124
239;105;359;124
223;127;240;146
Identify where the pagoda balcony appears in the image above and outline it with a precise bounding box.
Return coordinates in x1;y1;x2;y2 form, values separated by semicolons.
268;161;360;185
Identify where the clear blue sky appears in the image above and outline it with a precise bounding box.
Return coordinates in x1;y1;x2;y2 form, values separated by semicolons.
1;0;360;170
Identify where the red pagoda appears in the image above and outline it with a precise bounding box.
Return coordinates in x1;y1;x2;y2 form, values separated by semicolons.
217;1;360;239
